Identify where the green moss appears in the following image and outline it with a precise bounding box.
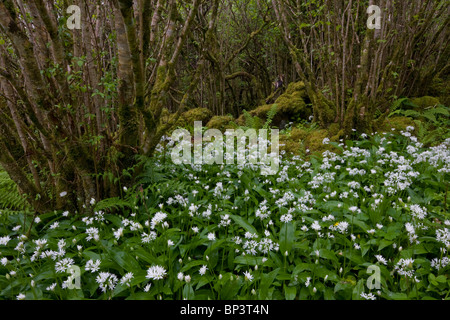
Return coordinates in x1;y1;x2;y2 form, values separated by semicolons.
378;116;418;133
237;81;311;127
410;96;441;110
158;108;213;134
284;81;307;95
289;128;309;141
182;108;213;125
280;139;303;156
206;115;236;131
327;123;340;137
305;129;329;155
274;81;310;118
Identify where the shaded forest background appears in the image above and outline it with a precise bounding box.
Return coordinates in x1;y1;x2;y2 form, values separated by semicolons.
0;0;448;214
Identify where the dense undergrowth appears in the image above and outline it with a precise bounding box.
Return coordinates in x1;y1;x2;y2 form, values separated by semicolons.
0;125;449;300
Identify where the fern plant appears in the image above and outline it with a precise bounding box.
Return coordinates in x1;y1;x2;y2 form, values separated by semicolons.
243;110;262;130
242;104;278;130
263;104;278;130
0;167;29;211
388;101;450;145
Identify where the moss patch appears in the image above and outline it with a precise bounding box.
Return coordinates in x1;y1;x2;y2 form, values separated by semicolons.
182;108;213;126
376;117;419;132
159;107;213;133
304;129;332;155
206;115;236;131
237;81;311;127
377;116;419;133
410;96;441;110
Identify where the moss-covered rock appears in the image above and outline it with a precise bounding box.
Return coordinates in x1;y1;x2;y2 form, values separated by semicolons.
327;123;341;137
274;81;311;119
206;115;236;131
279;138;304;156
236;81;311;127
181;108;213;126
159;107;213;133
410;96;441;110
289;127;309;141
378;116;419;133
304;129;330;155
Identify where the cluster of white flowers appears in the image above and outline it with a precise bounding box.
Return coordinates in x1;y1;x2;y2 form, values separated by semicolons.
255;200;270;220
243;270;253;282
360;292;377;300
238;231;278;256
311;221;321;231
141;231;157;243
96;272;119;292
275;190;295;207
85;259;101;273
409;204;427;220
346;167;366;176
0;235;11;246
308;172;336;189
167;194;189;207
347;181;361;190
394;258;419;282
370;193;384;210
30;238;48;261
329;221;349;234
146;265;167;280
297;191;316;212
150;212;167;230
257;237;279;254
404;222;418;244
436;228;450;248
120;272;134;287
39;239;66;261
55;258;75;273
280;213;293;223
86;227;100;242
430;257;449;271
218;214;231;228
375;254;388;265
113;227;124;240
122;218;143;231
201;204;213;220
199;265;208;276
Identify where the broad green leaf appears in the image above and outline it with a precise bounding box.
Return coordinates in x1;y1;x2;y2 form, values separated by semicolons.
352;279;365;300
378;239;394;251
233;255;264;266
230;214;257;234
284;286;297;300
319;249;339;264
279;222;295;254
259;268;279;300
106;247;142;272
180;259;208;272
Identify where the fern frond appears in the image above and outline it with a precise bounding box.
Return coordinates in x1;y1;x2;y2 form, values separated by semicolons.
263;104;278;129
0;169;29;211
94;197;132;212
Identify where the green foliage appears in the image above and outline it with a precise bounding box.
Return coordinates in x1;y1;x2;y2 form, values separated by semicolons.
243;109;262;129
1;131;449;300
263;104;278;130
0;167;28;212
242;104;278;130
93;197;133;213
388;97;450;145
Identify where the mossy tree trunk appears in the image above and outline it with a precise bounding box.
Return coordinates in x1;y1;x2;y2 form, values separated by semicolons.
0;0;218;213
271;0;449;136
